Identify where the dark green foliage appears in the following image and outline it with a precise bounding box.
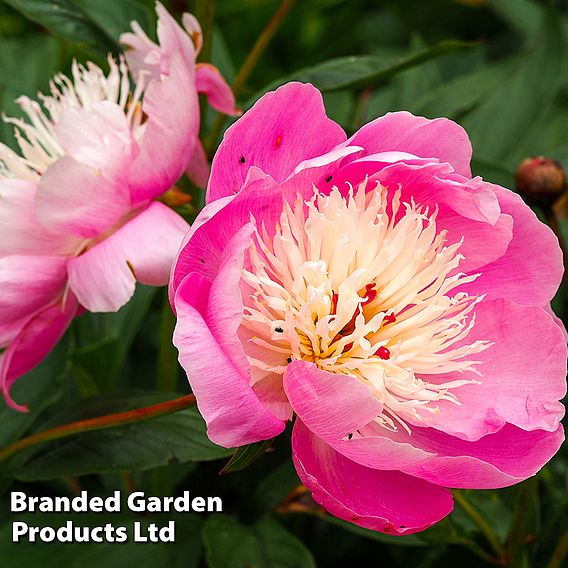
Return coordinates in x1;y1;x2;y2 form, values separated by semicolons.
0;0;567;566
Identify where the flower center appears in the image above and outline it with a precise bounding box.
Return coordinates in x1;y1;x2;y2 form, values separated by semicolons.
239;181;490;433
0;56;146;180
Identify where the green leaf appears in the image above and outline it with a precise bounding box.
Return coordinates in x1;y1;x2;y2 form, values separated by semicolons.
487;0;543;39
72;0;156;42
248;460;300;517
202;515;316;568
2;0;118;54
506;478;539;568
72;285;157;392
7;391;232;480
258;39;474;96
220;438;274;475
462;9;566;166
0;334;71;449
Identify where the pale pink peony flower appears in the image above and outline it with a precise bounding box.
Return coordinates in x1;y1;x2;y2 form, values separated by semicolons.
171;82;567;534
0;3;236;411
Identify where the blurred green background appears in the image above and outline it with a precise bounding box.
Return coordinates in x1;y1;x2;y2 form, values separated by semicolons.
0;0;567;566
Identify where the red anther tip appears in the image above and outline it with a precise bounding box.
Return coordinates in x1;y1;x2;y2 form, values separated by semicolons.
383;313;396;325
377;346;391;360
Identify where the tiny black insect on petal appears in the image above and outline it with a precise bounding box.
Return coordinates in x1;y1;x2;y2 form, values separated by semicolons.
347;433;354;440
325;175;332;183
287;357;292;363
274;326;284;333
239;155;246;163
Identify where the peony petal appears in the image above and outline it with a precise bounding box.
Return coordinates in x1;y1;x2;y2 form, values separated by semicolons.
54;101;136;171
196;63;238;115
129;54;200;204
171;170;282;297
173;272;285;447
346;111;473;177
68;202;189;312
154;1;197;74
284;362;433;471
371;162;513;271
404;423;565;489
207;82;346;202
0;255;68;325
185;138;210;188
36;102;135;238
415;298;567;441
182;12;202;53
0;179;78;255
1;293;78;411
36;156;131;239
292;420;454;534
283;360;382;441
121;22;161;80
463;186;563;306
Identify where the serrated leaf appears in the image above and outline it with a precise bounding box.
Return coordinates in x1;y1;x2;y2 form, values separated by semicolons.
202;515;316;568
220;438;274;475
6;391;232;480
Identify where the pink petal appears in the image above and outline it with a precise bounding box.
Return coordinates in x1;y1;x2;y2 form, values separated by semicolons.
54;101;136;171
68;202;189;312
283;360;382;441
207;82;346;202
129;53;200;204
182;12;202;53
186;139;210;188
346;111;473;178
154;1;197;75
36;102;135;238
196;63;238;115
292;420;454;534
463;185;563;306
416;298;567;441
121;21;162;80
37;156;131;239
369;162;513;272
171;170;282;297
0;255;68;324
0;179;78;255
284;361;433;470
1;293;78;411
405;423;564;489
173;272;285;447
252;374;293;422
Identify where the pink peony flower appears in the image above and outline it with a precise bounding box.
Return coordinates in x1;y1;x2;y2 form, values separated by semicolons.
0;3;236;411
171;82;567;534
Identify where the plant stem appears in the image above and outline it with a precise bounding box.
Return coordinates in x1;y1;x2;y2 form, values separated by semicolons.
194;0;215;63
0;395;196;464
206;0;296;154
547;526;568;568
156;290;179;392
453;490;507;563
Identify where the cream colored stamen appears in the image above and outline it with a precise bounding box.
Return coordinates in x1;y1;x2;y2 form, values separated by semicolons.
239;181;489;434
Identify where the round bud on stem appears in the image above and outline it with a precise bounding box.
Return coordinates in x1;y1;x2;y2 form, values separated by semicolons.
515;156;566;208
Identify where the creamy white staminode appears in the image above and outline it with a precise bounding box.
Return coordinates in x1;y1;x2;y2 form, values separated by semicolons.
240;181;490;434
0;56;146;180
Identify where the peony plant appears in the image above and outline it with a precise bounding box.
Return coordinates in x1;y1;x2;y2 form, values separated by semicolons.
0;3;236;410
170;82;567;534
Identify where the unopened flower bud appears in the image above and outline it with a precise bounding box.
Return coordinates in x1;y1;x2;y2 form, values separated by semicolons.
515;156;566;207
